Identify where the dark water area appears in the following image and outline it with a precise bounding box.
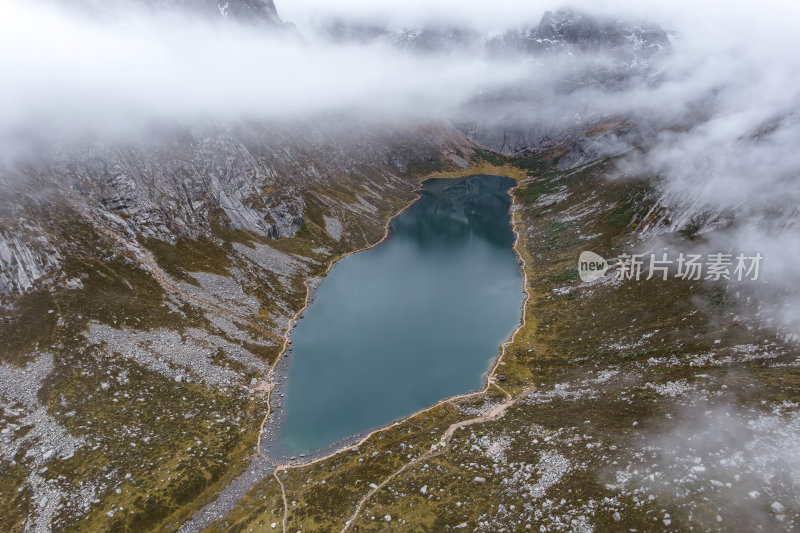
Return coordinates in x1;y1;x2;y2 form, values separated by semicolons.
274;175;523;456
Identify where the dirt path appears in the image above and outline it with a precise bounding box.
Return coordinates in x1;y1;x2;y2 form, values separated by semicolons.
340;384;536;532
85;171;535;532
273;469;290;533
234;176;537;532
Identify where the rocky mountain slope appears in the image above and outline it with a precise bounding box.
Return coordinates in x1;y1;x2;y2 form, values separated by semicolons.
62;0;285;24
0;2;797;532
324;8;669;61
0;116;473;531
211;129;800;533
487;9;669;59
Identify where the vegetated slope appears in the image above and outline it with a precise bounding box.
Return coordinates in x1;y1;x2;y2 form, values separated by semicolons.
1;3;797;532
213;130;799;532
0;119;473;532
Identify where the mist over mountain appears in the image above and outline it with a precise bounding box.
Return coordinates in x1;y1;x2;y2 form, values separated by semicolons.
2;0;798;387
322;7;669;60
1;1;799;532
3;0;800;361
60;0;285;24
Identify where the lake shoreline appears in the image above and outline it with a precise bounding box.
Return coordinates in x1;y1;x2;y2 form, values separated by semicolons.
257;177;434;462
259;170;531;466
184;168;533;532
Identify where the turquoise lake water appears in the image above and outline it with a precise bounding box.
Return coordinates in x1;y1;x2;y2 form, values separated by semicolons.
274;175;524;456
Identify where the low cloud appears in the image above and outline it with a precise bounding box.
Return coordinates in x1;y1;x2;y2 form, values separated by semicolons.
0;1;532;162
2;1;800;333
614;393;800;528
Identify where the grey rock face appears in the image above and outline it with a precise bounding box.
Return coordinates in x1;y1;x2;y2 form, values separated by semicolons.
41;128;306;242
0;115;473;529
0;230;62;295
0;120;472;298
61;0;284;26
536;9;668;55
324;8;669;61
484;8;669;61
324;21;483;54
154;0;283;24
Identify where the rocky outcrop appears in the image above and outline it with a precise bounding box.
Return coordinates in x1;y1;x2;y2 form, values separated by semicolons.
43;127;307;241
0;230;61;295
64;0;285;25
0;116;474;531
207;0;282;24
324;21;483;54
0;120;473;298
490;9;670;59
324;8;669;61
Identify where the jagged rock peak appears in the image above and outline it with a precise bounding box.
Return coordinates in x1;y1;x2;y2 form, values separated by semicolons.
61;0;285;25
483;7;669;60
533;8;669;52
169;0;282;24
323;19;482;54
